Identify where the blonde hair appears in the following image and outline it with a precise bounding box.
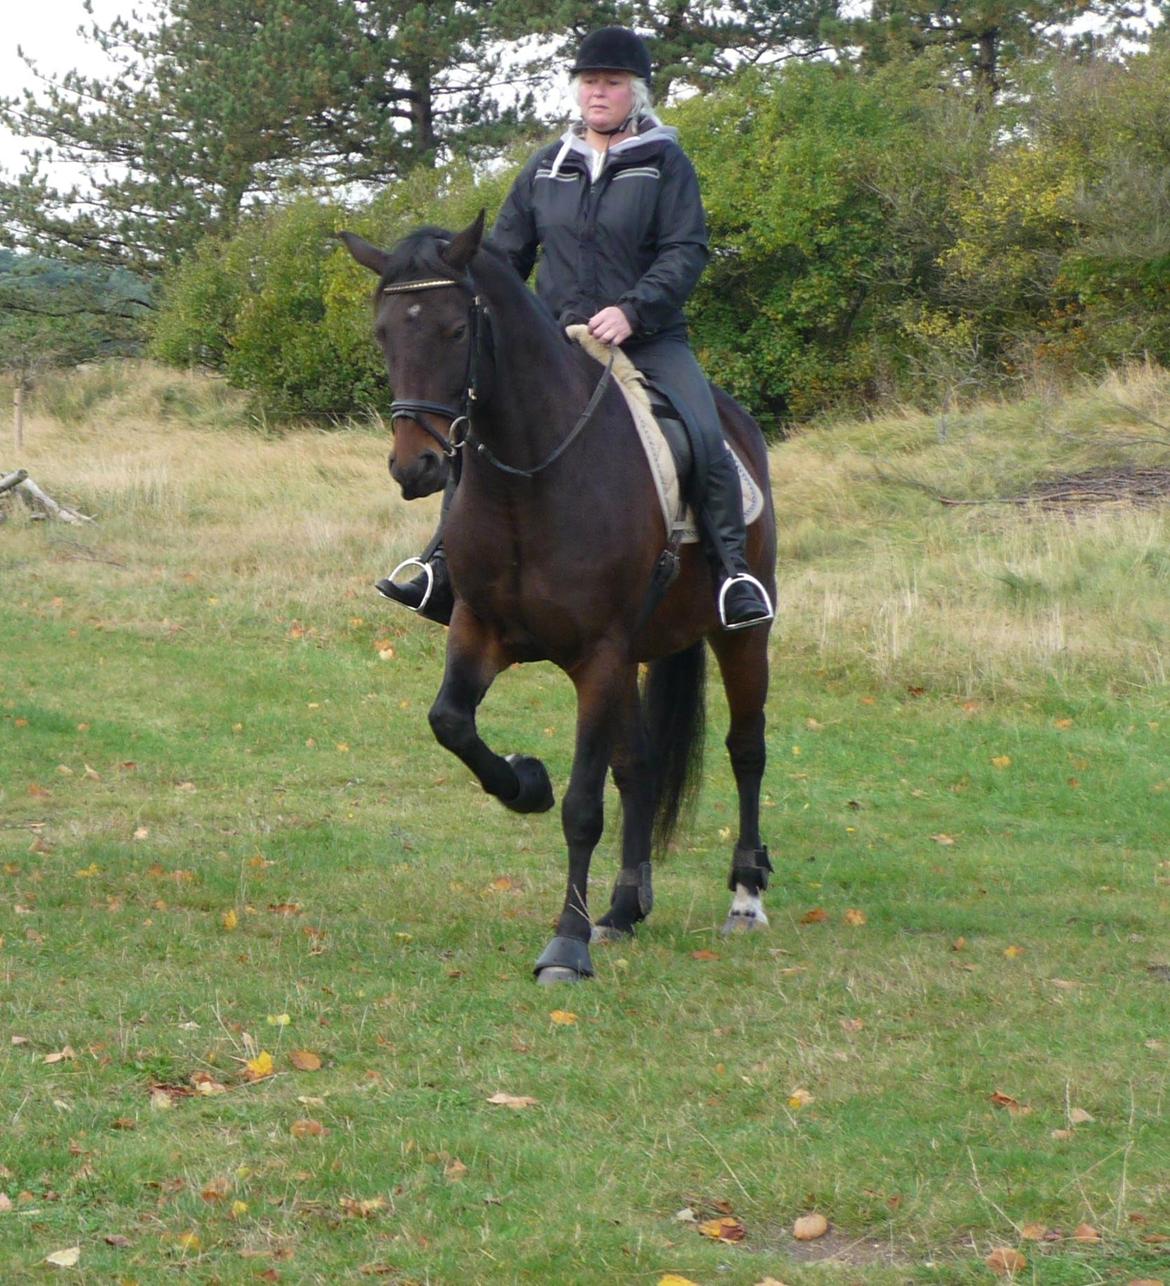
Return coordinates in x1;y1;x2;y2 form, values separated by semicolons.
569;73;654;124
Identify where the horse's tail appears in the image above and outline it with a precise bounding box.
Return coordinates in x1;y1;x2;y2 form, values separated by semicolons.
643;641;706;855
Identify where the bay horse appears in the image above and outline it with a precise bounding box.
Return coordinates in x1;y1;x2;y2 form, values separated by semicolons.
341;213;776;984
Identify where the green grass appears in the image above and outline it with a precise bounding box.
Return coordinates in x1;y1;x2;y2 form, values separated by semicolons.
2;364;1170;1282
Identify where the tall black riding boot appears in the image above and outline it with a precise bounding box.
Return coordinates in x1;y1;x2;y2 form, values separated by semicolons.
374;478;456;626
700;442;774;630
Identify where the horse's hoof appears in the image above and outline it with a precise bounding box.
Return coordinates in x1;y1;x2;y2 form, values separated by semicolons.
536;965;586;985
533;934;594;981
721;910;768;935
502;754;555;814
592;922;635;943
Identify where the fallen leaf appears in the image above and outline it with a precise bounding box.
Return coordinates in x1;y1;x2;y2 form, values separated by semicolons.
244;1051;275;1081
291;1119;326;1138
268;903;302;916
103;1234;132;1247
290;1049;322;1072
44;1247;80;1268
800;908;828;924
931;833;956;846
658;1276;701;1286
1051;1128;1074;1141
201;1177;230;1202
840;1017;864;1032
673;1207;698;1223
1073;1223;1101;1243
1003;945;1025;958
486;1092;538;1109
991;755;1012;769
990;1091;1031;1115
267;1013;291;1027
444;1158;468;1181
787;1088;814;1108
843;908;867;926
339;1196;387;1218
698;1216;746;1241
1020;1223;1048;1240
985;1248;1026;1275
174;1231;201;1251
0;1193;11;1212
1069;1108;1094;1124
690;949;719;961
549;1010;578;1026
222;909;238;931
43;1046;76;1065
793;1212;829;1240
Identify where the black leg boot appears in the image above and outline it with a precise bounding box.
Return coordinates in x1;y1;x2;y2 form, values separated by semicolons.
374;478;456;626
375;548;454;625
700;443;774;630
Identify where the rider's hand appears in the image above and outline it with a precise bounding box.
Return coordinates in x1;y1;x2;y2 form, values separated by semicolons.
587;305;633;346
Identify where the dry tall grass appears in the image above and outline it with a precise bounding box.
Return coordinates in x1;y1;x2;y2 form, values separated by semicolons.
8;360;1170;697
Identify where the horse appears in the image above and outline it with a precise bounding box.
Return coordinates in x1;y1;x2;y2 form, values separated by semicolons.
341;212;777;984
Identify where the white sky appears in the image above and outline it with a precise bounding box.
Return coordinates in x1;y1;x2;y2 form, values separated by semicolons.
1;0;135;176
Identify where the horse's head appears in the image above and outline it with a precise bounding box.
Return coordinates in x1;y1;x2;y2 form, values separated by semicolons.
339;213;485;500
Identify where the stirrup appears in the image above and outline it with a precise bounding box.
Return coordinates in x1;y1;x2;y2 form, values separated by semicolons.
380;557;434;613
718;573;774;630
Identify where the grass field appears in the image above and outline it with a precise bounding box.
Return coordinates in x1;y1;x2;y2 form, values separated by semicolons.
2;362;1170;1283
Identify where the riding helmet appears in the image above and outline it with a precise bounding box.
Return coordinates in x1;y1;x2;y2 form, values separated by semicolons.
570;27;653;85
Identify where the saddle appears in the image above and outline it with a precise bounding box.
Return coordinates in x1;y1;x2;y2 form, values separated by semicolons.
566;326;764;545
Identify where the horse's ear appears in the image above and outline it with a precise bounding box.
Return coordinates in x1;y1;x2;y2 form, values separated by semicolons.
337;231;390;277
442;210;486;273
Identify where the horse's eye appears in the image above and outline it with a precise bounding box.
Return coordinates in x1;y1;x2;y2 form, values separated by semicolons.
450;322;467;341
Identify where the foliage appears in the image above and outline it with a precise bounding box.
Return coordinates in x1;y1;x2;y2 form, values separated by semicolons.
0;0;545;275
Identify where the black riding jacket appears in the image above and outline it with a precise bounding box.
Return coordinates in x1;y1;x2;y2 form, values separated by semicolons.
489;121;710;341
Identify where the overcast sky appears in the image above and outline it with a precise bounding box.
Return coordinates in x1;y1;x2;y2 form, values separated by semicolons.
1;0;135;176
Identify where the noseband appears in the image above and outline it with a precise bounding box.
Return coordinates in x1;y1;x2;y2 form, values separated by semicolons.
381;276;483;457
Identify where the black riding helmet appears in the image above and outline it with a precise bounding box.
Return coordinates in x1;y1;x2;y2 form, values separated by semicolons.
569;27;653;86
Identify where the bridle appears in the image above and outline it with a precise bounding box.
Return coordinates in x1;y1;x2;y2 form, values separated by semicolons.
380;273;615;480
381;276;482;459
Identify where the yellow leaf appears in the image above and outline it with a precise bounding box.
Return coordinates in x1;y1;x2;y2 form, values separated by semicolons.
549;1010;578;1026
843;908;867;926
1003;945;1025;959
231;1200;248;1217
698;1215;746;1241
222;909;238;931
991;755;1012;769
244;1051;275;1081
266;1013;291;1027
658;1277;701;1286
788;1088;814;1109
175;1231;201;1252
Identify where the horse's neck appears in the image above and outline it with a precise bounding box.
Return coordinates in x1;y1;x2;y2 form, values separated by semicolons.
474;262;593;459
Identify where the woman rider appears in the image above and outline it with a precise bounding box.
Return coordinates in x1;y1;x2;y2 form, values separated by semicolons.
376;27;773;631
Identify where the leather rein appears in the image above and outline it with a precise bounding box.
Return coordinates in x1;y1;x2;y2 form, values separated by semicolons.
381;275;614;479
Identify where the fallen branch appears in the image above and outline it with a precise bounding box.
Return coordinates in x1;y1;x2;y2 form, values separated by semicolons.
0;471;94;523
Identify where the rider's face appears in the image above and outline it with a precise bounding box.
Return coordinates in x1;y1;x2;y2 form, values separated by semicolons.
577;72;635;135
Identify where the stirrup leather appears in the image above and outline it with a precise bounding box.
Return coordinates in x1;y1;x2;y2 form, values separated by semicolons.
718;573;774;630
385;557;435;613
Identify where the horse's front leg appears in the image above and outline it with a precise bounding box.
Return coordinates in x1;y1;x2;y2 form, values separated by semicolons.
535;648;633;985
428;610;554;814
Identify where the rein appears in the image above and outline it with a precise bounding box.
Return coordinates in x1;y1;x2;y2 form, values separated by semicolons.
381;273;615;479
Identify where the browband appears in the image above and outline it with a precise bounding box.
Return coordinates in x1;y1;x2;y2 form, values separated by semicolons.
381;278;462;295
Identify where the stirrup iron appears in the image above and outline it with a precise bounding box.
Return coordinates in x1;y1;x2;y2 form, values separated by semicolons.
718;573;774;630
383;557;434;613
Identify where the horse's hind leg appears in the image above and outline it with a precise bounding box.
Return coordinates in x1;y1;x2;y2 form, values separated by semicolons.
709;627;772;934
594;681;655;940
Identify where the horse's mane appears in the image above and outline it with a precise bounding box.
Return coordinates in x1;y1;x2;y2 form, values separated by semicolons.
378;226;460;290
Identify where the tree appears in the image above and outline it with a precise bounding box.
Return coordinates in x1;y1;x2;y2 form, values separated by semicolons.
0;251;148;445
824;0;1151;96
0;0;544;275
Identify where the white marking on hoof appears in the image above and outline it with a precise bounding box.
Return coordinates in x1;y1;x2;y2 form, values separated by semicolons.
721;883;769;935
536;965;585;985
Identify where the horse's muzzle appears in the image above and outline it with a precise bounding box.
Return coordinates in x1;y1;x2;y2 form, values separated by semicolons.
389;448;447;500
